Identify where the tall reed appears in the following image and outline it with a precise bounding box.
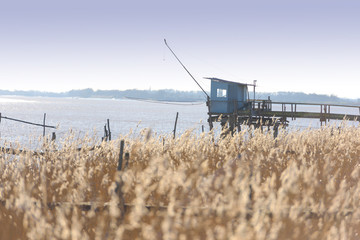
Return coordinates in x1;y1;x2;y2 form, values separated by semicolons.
0;124;359;239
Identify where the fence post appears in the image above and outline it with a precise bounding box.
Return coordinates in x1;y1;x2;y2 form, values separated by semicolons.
124;152;130;169
173;112;179;139
103;125;108;141
107;119;111;141
51;132;56;141
115;140;125;217
118;140;124;171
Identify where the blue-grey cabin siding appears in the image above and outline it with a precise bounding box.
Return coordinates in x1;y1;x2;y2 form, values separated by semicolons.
210;80;248;114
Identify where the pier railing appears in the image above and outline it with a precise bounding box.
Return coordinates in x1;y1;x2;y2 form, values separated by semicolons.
248;100;360;123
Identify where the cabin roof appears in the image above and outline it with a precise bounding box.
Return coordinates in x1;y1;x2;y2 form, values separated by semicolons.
204;77;254;86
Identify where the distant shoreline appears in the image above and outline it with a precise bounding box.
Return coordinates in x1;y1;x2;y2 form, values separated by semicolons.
0;88;359;105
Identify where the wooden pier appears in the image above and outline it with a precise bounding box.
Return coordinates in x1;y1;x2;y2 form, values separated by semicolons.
203;78;360;133
208;99;360;132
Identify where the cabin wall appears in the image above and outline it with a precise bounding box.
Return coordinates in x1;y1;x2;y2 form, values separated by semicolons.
210;81;229;113
210;81;248;114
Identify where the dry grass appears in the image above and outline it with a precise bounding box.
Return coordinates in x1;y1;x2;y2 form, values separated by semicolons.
0;124;359;240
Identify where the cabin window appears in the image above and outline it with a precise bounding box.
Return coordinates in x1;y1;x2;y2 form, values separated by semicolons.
217;88;227;98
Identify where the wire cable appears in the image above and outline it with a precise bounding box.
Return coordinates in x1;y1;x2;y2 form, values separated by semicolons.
125;97;205;106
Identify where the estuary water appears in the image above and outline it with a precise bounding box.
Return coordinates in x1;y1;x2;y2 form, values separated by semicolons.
0;96;207;145
0;96;359;146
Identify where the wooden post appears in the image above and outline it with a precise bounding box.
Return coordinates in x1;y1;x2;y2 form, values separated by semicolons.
103;125;108;141
229;115;236;134
51;132;56;141
274;123;279;138
207;96;214;131
234;100;239;132
320;105;323;126
173;112;179;139
118;140;124;171
115;140;125;217
253;80;256;101
107;119;111;141
124;153;130;169
324;105;327;125
43;113;46;137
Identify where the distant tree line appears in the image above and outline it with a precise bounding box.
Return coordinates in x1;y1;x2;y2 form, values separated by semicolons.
0;88;359;105
0;89;206;102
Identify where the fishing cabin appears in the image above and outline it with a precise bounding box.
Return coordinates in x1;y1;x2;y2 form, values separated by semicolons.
206;77;360;133
207;77;250;114
163;39;360;134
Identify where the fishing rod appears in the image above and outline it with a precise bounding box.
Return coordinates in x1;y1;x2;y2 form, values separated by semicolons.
164;39;209;99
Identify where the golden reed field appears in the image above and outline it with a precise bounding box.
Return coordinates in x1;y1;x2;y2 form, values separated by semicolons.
0;123;359;240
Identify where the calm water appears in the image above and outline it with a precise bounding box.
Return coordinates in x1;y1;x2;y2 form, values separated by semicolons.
0;96;359;146
0;96;208;145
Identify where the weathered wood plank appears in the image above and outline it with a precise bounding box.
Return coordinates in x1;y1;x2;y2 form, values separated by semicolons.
0;115;56;129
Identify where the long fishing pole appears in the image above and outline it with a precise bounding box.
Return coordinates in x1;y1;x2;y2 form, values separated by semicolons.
164;39;209;99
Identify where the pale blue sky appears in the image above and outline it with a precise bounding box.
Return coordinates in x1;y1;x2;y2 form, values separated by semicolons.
0;0;359;98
